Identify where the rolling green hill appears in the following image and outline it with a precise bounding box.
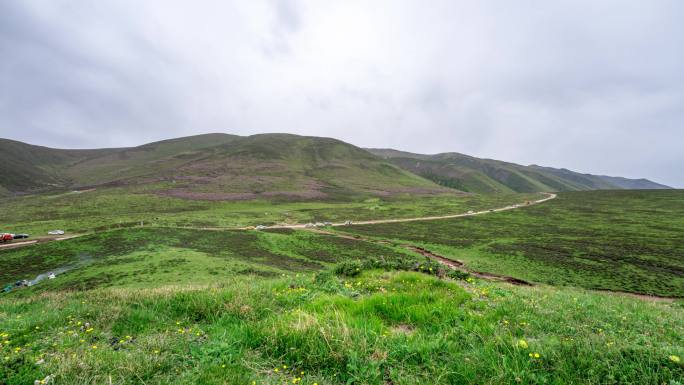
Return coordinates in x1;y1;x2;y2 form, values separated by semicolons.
2;134;669;198
368;149;671;193
0;134;448;200
0;139;118;193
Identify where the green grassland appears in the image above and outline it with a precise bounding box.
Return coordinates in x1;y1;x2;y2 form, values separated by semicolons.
1;270;683;384
1;189;683;383
0;228;425;291
0;188;540;235
338;190;684;297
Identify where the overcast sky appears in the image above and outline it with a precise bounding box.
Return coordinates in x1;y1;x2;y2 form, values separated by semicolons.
1;1;682;187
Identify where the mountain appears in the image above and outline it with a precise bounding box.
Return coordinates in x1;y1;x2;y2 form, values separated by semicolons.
2;134;669;199
368;149;671;193
0;138;119;193
591;175;671;190
0;134;449;199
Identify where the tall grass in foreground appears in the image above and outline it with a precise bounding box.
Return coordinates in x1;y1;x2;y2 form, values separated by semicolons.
1;270;683;384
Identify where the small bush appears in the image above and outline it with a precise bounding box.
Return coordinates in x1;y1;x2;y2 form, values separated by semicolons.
334;260;363;277
333;256;471;281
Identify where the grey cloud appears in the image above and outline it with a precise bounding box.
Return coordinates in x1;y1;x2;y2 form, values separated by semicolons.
0;0;682;186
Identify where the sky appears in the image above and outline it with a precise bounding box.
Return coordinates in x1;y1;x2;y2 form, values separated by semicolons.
0;1;682;187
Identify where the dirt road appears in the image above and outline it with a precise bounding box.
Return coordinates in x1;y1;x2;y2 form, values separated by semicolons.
259;192;557;230
0;193;556;250
0;235;80;250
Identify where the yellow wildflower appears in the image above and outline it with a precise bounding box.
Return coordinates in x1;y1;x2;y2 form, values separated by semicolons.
670;355;681;363
517;339;528;349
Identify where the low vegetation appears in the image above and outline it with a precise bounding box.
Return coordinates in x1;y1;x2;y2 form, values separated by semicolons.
340;190;684;297
0;228;423;291
2;189;682;384
1;270;682;384
0;188;540;235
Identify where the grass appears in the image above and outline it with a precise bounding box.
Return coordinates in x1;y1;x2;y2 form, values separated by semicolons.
1;270;683;384
0;187;540;235
0;228;424;291
1;189;683;383
338;190;684;297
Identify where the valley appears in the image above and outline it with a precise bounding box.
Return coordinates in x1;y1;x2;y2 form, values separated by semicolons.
1;134;682;385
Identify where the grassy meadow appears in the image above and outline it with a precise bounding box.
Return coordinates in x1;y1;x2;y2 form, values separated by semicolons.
1;270;683;385
0;187;540;235
1;189;683;384
339;190;684;297
0;227;425;292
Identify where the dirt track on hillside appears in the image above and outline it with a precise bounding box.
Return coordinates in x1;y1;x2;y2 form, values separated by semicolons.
1;193;555;250
253;192;557;230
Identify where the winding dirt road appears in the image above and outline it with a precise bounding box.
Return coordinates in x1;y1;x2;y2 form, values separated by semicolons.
253;192;557;230
0;193;555;251
1;193;556;250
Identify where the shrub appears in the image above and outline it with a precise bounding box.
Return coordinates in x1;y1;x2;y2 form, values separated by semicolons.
333;260;364;277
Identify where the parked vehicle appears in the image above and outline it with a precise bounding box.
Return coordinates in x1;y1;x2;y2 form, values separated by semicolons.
13;234;30;239
1;233;13;243
255;225;268;230
48;230;65;235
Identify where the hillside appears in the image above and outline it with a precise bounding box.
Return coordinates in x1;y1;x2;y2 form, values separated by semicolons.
2;134;670;199
0;139;117;194
369;149;671;193
0;134;448;200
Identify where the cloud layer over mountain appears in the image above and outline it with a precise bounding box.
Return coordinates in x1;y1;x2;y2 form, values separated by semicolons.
1;1;682;186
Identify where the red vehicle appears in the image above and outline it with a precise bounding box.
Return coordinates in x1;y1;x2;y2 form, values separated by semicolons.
1;233;13;243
